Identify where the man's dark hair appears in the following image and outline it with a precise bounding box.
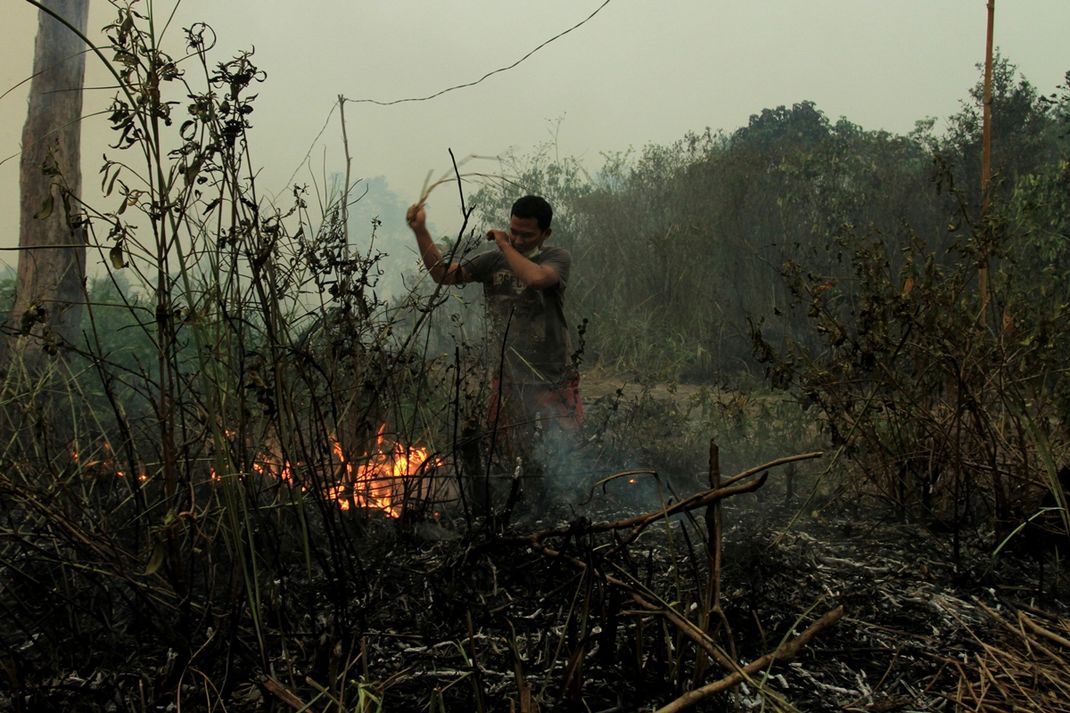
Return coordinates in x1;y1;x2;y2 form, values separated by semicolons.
511;195;553;232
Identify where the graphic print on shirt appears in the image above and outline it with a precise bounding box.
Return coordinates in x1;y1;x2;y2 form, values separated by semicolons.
465;246;572;385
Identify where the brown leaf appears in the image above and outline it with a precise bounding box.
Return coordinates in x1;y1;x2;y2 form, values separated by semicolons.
34;192;54;220
109;243;126;269
142;541;165;576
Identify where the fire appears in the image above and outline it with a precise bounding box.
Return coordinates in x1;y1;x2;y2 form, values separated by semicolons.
80;426;443;518
240;424;442;517
71;441;148;482
251;456;296;486
328;424;442;517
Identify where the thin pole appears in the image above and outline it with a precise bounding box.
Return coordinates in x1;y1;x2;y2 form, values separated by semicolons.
979;0;995;318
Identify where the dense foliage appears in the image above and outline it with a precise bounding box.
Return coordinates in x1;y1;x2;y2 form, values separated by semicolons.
471;59;1069;385
467;59;1070;542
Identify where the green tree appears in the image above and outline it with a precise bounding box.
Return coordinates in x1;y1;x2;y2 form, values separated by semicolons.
941;54;1060;215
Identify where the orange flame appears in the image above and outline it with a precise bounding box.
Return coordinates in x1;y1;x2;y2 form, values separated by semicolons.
72;441;148;482
237;425;441;517
330;425;441;517
85;426;443;517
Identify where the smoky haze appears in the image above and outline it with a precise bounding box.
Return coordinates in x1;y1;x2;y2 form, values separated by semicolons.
1;0;1069;269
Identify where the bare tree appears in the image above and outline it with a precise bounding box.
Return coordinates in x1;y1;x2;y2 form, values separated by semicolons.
3;0;89;372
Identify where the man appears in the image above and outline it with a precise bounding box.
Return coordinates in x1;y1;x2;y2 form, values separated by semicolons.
405;195;583;479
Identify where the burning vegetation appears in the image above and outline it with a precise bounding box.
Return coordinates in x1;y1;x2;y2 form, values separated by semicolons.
2;4;1069;712
208;425;447;518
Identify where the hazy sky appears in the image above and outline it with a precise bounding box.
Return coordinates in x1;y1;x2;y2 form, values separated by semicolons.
2;0;1068;267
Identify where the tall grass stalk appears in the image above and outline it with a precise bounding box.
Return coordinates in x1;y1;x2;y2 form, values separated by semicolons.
2;2;470;703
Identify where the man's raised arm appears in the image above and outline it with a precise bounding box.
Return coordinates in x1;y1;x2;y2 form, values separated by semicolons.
406;203;468;285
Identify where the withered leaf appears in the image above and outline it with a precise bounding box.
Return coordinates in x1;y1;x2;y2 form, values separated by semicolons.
109;243;127;269
34;193;54;220
142;541;166;576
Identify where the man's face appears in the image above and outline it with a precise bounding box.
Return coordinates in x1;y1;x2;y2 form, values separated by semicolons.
508;215;549;254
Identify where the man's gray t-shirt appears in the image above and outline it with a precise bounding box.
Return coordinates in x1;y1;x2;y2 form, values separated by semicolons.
464;246;573;385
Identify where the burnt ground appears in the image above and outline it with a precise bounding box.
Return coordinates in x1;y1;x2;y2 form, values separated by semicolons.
6;373;1069;711
250;489;1070;713
7;480;1069;712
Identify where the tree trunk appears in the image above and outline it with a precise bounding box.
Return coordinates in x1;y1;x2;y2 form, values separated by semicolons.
4;0;89;372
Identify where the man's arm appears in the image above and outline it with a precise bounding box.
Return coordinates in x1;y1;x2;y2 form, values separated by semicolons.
406;204;469;285
487;230;562;289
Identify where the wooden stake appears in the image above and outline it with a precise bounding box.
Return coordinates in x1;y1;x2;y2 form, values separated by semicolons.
979;0;995;319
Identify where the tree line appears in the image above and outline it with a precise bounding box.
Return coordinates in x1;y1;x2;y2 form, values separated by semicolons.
469;56;1069;384
462;57;1070;539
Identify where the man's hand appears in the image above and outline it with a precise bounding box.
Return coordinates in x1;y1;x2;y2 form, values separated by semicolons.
486;229;511;251
406;203;427;233
486;228;560;289
408;201;467;285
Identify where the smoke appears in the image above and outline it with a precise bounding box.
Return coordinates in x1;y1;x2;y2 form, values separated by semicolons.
345;175;424;302
527;412;669;520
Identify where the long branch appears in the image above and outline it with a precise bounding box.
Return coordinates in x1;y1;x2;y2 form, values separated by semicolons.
655;605;845;713
503;450;823;547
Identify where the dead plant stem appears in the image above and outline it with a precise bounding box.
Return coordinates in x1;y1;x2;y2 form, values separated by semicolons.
466;609;488;713
653;606;845;713
503;451;823;552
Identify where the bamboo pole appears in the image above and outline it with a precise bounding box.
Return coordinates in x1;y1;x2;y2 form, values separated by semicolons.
978;0;995;319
